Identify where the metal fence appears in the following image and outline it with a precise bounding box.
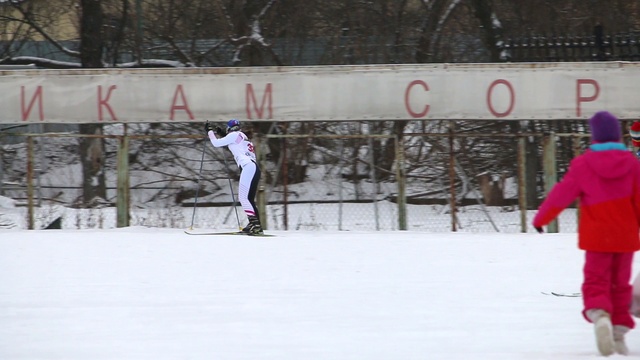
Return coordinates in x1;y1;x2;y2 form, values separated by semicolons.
499;26;640;62
0;126;600;233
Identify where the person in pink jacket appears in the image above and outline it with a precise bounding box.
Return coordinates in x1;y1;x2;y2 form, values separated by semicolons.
533;111;640;356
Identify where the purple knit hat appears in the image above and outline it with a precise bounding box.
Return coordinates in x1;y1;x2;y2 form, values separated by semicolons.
589;111;621;143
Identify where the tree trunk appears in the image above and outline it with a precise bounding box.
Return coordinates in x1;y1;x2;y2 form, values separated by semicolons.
468;0;503;62
78;0;107;206
78;124;107;206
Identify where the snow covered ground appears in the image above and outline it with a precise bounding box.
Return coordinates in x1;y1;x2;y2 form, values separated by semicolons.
1;227;637;359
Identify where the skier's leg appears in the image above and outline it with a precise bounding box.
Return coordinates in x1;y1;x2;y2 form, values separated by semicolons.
238;162;259;218
238;161;262;234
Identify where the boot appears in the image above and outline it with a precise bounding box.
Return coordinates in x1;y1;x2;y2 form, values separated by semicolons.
613;325;630;355
241;215;258;233
243;215;263;235
587;309;615;356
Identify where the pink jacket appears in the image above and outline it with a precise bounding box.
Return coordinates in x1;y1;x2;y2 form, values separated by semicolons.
533;145;640;252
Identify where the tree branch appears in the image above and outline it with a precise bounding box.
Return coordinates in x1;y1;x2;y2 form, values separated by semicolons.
9;3;81;58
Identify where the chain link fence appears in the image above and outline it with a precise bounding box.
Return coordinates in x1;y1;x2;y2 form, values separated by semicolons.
0;122;610;232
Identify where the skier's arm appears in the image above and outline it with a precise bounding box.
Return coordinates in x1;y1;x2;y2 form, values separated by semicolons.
208;131;235;147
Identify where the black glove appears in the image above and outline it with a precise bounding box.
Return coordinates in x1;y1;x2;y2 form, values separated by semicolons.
204;122;214;134
215;126;225;138
534;226;544;234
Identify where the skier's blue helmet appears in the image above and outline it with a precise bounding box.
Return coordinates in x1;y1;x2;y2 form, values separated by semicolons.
226;119;241;133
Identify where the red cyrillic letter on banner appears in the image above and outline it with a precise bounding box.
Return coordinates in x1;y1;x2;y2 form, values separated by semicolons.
170;85;195;120
98;85;118;121
246;83;273;120
576;79;599;117
487;80;515;118
404;80;430;118
21;86;44;121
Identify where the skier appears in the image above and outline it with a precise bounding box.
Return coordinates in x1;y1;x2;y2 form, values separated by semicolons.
205;119;264;235
533;111;640;356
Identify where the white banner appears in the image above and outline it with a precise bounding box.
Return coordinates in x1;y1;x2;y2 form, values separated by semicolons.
0;62;639;124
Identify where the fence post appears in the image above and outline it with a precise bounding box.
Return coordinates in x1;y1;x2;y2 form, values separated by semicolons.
367;127;380;231
255;133;267;230
449;122;457;232
542;133;558;233
338;138;346;231
395;135;407;230
27;136;34;230
517;136;527;232
282;136;288;230
116;134;130;228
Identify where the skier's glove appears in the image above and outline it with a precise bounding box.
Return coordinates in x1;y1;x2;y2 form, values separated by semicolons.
534;226;544;234
215;126;225;138
204;122;214;134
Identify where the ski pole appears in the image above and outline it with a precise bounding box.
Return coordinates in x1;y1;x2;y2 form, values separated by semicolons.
188;122;208;230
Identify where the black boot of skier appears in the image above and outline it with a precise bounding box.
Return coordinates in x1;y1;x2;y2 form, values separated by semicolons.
242;215;264;235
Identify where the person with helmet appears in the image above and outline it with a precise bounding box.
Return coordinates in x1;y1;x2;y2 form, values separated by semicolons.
205;119;264;235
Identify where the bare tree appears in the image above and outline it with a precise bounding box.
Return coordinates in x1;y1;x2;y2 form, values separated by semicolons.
1;0;639;207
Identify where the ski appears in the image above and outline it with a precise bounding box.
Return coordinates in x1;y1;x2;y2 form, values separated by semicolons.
184;229;275;237
541;291;581;297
